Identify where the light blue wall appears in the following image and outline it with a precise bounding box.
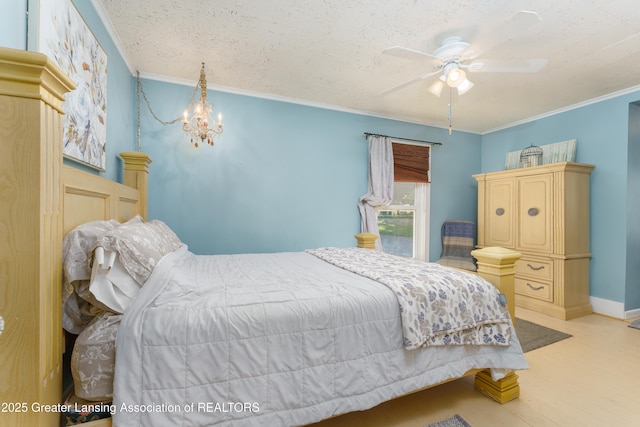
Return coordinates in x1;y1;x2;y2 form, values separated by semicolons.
428;128;482;257
481;91;640;309
138;78;482;256
0;0;27;49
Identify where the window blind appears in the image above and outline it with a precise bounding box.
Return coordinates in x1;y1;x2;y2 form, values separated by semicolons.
392;142;430;183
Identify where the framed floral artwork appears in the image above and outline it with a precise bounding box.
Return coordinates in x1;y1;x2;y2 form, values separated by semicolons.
39;0;108;171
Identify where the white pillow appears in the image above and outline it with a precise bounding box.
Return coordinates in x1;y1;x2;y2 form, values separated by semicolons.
89;248;141;314
62;216;144;333
92;219;183;286
62;220;120;334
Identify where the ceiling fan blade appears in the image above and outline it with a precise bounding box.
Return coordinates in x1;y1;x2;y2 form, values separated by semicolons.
375;70;441;97
462;11;541;60
383;46;442;63
467;58;547;73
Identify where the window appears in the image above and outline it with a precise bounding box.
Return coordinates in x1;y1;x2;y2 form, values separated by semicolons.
376;142;431;261
377;182;430;261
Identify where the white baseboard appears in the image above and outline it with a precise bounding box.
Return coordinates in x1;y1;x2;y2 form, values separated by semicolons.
589;296;640;319
590;296;624;319
625;307;640;320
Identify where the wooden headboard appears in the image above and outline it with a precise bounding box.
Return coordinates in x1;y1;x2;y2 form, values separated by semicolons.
63;152;151;233
0;47;150;426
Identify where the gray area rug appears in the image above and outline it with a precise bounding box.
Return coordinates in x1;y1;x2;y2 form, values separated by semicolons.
426;414;471;427
515;318;572;352
629;319;640;330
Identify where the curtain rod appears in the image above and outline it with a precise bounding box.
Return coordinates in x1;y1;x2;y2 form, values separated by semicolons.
363;132;442;146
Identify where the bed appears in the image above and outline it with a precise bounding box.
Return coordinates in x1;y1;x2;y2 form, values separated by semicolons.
0;47;527;427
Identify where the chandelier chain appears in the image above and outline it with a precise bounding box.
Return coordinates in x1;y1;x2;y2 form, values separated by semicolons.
137;72;195;127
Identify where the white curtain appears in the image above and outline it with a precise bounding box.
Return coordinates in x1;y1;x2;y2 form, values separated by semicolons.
358;135;394;250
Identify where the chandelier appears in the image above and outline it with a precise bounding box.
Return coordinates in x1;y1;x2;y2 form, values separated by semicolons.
182;63;223;147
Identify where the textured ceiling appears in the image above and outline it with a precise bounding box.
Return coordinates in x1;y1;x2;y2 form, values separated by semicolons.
97;0;640;134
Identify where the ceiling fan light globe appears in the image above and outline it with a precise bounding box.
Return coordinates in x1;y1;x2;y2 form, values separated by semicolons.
427;77;446;97
446;68;466;87
456;78;474;95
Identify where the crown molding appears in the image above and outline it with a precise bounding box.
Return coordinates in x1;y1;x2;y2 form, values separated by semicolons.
482;84;640;135
136;70;464;133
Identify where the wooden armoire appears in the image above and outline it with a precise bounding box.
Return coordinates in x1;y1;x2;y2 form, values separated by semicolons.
474;162;595;320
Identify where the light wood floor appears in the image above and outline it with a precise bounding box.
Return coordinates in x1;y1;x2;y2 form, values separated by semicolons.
308;308;640;427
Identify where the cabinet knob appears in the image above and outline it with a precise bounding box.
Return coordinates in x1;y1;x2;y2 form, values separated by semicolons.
495;208;505;216
527;207;539;216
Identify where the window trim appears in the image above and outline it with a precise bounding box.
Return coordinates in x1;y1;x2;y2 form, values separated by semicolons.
414;182;430;262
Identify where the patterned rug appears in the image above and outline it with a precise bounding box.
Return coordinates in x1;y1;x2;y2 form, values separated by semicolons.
629;319;640;330
426;414;471;427
515;318;572;352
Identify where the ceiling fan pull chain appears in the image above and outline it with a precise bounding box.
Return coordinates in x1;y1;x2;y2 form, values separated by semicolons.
448;88;453;135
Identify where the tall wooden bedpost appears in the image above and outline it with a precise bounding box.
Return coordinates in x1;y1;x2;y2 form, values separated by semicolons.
471;246;523;404
471;246;521;321
120;151;152;220
0;48;75;426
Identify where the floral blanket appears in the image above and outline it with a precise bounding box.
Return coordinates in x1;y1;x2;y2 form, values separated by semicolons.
307;247;512;350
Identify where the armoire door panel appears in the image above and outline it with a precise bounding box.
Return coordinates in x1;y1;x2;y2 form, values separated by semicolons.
517;174;553;252
485;179;514;247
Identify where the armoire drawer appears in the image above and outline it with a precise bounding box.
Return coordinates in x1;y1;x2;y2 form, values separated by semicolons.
515;277;553;302
515;257;553;281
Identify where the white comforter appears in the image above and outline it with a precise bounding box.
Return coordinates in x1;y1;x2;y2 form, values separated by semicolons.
113;246;528;426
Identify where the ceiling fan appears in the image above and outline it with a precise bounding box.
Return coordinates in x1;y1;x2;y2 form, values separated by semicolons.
377;11;548;98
